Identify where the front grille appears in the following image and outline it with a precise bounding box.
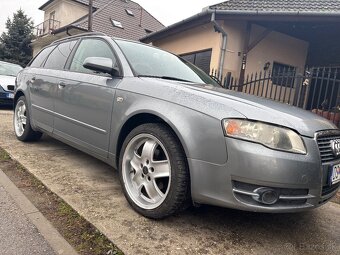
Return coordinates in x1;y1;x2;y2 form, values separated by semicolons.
316;131;340;163
7;85;14;91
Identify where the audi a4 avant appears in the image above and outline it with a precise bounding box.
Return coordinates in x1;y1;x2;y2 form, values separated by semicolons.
14;33;340;218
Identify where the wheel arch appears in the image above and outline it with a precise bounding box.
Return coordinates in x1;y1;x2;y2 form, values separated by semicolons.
14;90;39;132
14;90;25;106
114;111;190;170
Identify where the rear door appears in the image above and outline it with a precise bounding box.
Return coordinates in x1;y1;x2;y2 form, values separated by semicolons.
29;40;77;133
53;38;120;158
28;45;56;132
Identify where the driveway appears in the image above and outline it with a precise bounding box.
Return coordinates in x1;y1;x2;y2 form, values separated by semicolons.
0;109;339;255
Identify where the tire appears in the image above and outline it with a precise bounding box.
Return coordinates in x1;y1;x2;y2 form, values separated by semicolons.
119;123;190;219
14;96;42;142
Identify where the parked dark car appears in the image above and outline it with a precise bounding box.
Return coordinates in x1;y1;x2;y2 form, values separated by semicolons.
0;61;22;106
14;33;340;219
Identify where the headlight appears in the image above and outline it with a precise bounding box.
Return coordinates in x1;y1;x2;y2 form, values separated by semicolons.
222;119;306;154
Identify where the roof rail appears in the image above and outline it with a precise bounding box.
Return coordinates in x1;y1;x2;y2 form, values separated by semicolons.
51;32;107;45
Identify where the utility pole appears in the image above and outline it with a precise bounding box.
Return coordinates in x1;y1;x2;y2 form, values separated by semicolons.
88;0;93;31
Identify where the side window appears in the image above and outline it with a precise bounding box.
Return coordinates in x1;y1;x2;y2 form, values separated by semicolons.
70;39;116;74
44;40;77;70
30;46;55;68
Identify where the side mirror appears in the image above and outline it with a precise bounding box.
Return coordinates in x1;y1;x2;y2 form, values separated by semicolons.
83;57;119;76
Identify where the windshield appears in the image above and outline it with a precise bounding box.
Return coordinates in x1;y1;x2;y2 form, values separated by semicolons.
0;62;22;77
115;39;219;86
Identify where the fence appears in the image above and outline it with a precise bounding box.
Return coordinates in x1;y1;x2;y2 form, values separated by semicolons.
211;66;340;127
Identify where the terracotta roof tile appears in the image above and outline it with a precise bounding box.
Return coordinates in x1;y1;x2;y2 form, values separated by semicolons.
210;0;340;13
73;0;164;41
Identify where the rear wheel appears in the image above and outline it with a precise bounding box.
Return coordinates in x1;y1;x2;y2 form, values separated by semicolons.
119;123;190;219
14;96;42;141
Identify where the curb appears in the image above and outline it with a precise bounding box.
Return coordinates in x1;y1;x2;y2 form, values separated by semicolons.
0;169;78;255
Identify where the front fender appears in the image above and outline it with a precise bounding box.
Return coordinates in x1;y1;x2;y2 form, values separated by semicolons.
109;89;229;166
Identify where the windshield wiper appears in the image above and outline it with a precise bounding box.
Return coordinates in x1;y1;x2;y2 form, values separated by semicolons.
137;75;193;83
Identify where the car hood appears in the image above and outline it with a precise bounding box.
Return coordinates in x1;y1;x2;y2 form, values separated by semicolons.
185;83;337;137
0;75;16;90
137;78;337;138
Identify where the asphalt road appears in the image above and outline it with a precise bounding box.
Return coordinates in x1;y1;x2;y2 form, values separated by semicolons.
0;184;56;255
0;109;339;255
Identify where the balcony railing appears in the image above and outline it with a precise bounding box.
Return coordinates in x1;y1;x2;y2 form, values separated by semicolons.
35;19;61;37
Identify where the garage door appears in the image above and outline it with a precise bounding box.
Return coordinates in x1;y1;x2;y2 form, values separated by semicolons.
181;49;212;74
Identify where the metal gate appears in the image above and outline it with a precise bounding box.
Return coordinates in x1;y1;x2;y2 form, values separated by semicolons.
211;66;340;127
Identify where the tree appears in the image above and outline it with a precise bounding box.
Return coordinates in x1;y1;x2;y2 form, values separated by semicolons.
0;9;34;66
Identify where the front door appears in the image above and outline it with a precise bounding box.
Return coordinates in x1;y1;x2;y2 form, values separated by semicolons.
53;38;120;158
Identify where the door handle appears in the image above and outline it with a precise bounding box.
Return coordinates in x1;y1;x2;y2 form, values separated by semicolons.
58;81;66;89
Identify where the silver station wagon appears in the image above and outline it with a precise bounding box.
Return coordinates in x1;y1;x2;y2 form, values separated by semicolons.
14;33;340;218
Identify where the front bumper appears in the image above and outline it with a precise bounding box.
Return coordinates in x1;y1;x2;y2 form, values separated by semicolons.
0;91;14;105
189;135;339;212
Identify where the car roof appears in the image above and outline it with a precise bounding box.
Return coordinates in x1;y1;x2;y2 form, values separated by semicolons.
50;32;150;47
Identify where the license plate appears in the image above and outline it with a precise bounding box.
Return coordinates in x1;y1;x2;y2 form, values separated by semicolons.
7;93;14;99
330;164;340;185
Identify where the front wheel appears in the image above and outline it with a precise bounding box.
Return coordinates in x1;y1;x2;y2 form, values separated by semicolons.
14;96;42;141
119;123;190;219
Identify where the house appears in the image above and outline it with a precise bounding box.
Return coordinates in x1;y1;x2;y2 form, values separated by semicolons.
31;0;164;56
140;0;340;113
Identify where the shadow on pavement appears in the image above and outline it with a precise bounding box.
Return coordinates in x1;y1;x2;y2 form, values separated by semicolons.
0;105;13;111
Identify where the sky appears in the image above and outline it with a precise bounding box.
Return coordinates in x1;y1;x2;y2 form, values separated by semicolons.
0;0;223;34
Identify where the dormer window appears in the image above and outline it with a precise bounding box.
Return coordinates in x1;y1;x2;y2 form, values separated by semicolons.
111;19;123;29
125;9;134;16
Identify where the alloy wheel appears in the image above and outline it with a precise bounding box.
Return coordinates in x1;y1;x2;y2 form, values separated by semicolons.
14;100;27;137
122;134;171;210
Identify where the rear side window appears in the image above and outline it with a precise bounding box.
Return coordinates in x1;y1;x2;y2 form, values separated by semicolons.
70;39;116;74
44;40;77;70
30;46;55;68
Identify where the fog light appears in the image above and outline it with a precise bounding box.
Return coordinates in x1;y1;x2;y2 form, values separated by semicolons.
252;187;279;205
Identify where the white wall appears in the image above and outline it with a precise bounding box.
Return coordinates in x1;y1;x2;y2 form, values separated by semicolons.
246;24;309;76
32;0;89;56
43;0;88;27
244;24;309;102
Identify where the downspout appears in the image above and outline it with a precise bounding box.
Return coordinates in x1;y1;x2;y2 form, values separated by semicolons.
211;12;227;82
